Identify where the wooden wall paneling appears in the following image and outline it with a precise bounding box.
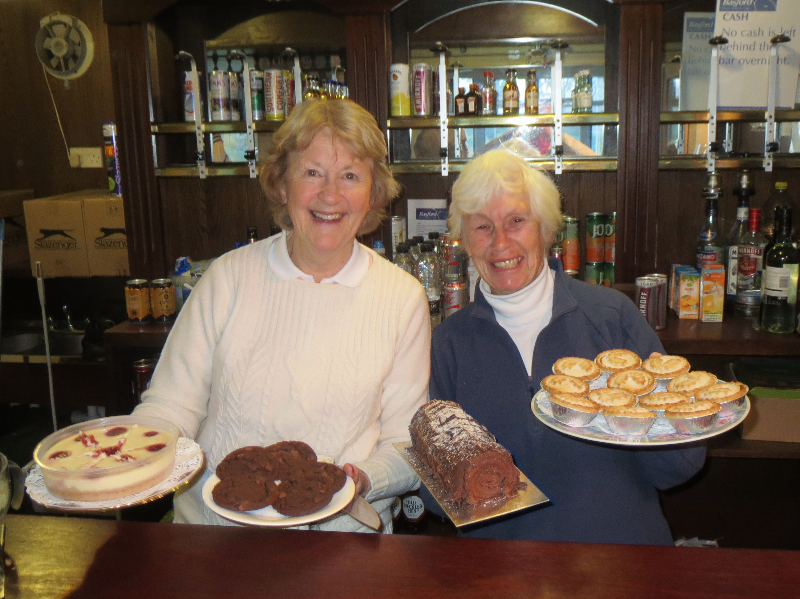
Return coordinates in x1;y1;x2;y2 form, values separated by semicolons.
158;177;206;266
345;13;392;127
108;23;167;279
0;0;114;198
616;2;664;283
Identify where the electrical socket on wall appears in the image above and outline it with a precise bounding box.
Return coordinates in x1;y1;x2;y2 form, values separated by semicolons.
69;147;104;168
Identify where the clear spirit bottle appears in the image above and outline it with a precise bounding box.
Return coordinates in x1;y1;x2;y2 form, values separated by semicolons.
735;208;766;317
726;171;754;302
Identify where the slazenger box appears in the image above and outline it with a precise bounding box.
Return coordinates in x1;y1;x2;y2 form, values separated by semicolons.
83;194;130;276
23;193;90;277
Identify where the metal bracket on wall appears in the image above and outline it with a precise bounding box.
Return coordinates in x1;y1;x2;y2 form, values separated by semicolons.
175;51;207;179
230;50;257;178
706;36;727;173
764;34;791;173
550;39;568;175
432;42;449;176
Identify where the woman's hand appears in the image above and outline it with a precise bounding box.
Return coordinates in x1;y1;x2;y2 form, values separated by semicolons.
343;463;371;497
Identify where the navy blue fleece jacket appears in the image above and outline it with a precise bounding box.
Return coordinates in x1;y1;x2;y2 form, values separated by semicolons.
428;258;706;545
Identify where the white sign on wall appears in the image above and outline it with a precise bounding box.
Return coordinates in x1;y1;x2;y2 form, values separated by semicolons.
407;199;448;238
714;0;800;109
681;12;716;110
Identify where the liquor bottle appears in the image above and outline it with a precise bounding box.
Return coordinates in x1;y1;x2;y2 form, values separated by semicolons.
502;69;519;115
399;490;428;533
392;242;415;276
246;226;258;244
726;171;754;302
580;70;593;113
696;172;724;271
303;75;320;100
571;72;579;113
269;224;282;237
481;70;497;115
761;206;800;333
465;84;480;116
735;208;767;317
454;87;466;116
524;69;539;115
761;181;797;245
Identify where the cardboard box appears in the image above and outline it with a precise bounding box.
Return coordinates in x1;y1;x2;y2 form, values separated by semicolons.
24;191;92;277
677;268;700;319
700;264;725;322
83;195;130;276
741;388;800;443
1;189;34;271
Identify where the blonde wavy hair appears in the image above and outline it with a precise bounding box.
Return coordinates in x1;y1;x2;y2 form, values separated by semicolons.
448;149;563;248
259;99;400;235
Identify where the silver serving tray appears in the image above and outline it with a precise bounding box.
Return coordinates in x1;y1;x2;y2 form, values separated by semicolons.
394;441;548;527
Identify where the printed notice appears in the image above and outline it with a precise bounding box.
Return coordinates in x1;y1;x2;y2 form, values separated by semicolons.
681;13;716;110
407;199;448;238
714;0;800;109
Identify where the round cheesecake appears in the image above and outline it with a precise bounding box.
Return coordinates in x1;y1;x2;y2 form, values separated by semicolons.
35;416;179;502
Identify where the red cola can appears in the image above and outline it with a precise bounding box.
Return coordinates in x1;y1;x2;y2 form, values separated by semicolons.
443;280;469;318
644;273;668;331
132;358;157;403
443;239;465;281
635;276;661;331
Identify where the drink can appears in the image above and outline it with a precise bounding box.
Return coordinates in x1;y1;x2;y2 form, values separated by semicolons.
391;216;407;255
132;358;156;403
150;278;177;323
443;280;469;318
443;239;465;281
584;261;604;285
125;279;151;324
635;276;660;330
563;216;580;272
604;212;616;262
249;70;266;120
390;64;411;116
586;212;606;263
412;63;433;116
282;69;296;115
103;122;122;196
209;70;231;121
548;244;563;266
565;270;579;279
603;262;615;287
183;71;196;121
264;69;284;120
644;273;668;331
228;71;242;121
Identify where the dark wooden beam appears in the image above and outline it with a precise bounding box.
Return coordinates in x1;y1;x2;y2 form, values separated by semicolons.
346;13;392;127
107;23;168;279
616;2;664;283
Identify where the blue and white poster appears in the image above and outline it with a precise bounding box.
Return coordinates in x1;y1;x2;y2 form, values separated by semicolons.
714;0;800;109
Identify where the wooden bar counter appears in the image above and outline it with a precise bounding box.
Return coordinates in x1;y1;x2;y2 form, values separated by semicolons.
3;514;799;598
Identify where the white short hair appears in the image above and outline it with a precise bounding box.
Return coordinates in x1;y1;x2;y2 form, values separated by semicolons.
448;149;564;247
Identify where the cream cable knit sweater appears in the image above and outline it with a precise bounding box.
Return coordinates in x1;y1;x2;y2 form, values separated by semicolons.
135;236;430;531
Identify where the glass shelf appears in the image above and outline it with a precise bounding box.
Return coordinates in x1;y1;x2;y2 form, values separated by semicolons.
151;121;284;134
388;113;619;129
389;157;617;174
660;110;800;124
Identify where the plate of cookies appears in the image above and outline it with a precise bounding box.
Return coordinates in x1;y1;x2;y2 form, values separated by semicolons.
532;350;750;446
202;441;355;527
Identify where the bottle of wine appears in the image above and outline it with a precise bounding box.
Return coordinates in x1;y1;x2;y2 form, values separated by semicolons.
726;171;754;302
761;182;797;245
761;206;800;333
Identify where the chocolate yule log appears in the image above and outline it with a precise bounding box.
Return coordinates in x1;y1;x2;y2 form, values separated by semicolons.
409;400;522;507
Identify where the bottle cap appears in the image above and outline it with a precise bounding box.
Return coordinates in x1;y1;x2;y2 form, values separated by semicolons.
373;240;385;249
428;231;440;239
396;243;409;252
413;236;425;243
420;242;434;252
484;70;493;77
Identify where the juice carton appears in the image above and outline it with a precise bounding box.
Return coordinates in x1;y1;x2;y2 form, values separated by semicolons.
700;264;726;322
671;265;694;314
677;268;701;319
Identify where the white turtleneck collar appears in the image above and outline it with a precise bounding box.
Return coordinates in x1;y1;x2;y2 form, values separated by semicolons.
480;263;555;376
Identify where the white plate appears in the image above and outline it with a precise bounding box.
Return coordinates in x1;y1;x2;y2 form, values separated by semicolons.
202;473;355;527
25;437;204;511
531;389;750;446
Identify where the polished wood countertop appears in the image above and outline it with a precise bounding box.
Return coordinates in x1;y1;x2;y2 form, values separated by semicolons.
103;321;173;348
3;514;800;598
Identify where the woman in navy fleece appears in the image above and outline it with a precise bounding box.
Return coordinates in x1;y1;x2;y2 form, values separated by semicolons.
429;149;705;544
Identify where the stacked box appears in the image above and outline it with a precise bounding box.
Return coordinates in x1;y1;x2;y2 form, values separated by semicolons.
700;264;725;323
676;268;701;319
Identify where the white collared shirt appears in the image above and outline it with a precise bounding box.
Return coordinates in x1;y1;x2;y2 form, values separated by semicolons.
268;230;371;286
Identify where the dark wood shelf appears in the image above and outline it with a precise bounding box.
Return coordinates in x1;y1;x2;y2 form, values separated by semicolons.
103;321;173;348
657;312;800;356
707;428;800;459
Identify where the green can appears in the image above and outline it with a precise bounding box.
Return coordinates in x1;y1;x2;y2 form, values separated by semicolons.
584;261;604;285
604;212;616;263
585;212;605;263
603;262;615;286
562;216;579;271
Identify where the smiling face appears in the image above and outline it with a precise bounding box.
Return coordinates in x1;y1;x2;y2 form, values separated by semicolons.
462;193;546;295
282;129;373;277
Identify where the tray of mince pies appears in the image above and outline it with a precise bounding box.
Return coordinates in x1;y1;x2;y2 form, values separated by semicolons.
531;350;750;446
